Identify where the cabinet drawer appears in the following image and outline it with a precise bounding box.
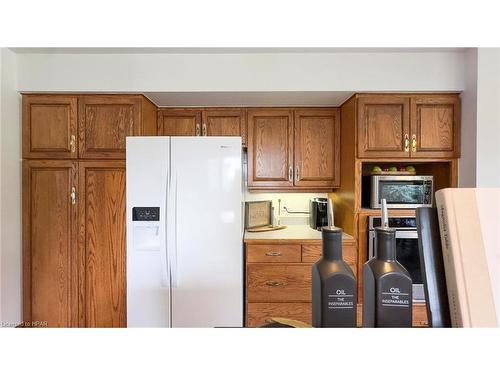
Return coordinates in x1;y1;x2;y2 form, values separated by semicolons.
247;244;301;263
247;264;311;302
246;303;311;327
302;242;357;264
412;304;429;327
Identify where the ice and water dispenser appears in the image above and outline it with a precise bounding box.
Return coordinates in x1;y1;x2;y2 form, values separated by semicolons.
132;207;161;252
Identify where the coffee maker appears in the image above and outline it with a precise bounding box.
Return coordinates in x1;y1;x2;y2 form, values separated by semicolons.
310;198;329;230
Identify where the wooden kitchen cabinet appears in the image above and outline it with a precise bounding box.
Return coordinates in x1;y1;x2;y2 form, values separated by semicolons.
23;94;157;160
79;96;155;159
203;109;247;145
247;108;340;191
159;108;247;144
244;239;357;327
23;95;78;159
411;95;460;158
247;109;294;188
294;109;340;188
244;237;428;327
158;109;201;136
357;95;411;158
22;160;79;327
78;161;127;328
356;94;460;159
23;160;127;328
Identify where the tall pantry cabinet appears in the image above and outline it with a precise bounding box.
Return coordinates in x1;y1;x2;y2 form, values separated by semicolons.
22;94;156;327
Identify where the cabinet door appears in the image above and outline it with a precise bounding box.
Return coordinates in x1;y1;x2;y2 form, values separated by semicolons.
79;96;141;159
202;109;247;145
411;95;460;158
357;96;411;158
23;95;78;159
23;160;78;327
247;109;294;188
158;109;201;136
294;109;340;188
78;161;126;327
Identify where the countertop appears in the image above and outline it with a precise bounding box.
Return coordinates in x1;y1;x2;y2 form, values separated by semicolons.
244;225;354;242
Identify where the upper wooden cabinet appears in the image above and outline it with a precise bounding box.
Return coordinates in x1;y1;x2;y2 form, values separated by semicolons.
355;94;460;159
247;108;340;191
203;109;247;145
22;94;157;160
357;96;411;158
158;108;247;145
294;109;340;187
247;109;294;189
411;95;460;158
158;109;201;136
23;95;78;159
79;96;139;159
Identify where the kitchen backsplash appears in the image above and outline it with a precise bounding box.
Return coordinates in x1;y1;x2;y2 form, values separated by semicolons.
244;192;328;225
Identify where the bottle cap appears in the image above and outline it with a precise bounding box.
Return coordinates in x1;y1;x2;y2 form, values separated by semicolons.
375;199;396;233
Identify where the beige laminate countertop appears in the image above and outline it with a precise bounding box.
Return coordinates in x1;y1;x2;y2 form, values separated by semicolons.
244;225;354;242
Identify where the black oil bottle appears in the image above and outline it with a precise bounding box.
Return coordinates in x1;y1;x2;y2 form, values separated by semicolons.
363;199;413;327
312;226;357;327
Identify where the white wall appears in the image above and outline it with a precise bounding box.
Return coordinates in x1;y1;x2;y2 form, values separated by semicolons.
0;48;21;326
1;48;470;325
476;48;500;187
16;51;465;92
460;49;478;187
245;192;328;226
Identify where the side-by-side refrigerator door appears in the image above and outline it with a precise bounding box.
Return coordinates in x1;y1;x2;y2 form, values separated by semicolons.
126;137;170;327
170;137;243;327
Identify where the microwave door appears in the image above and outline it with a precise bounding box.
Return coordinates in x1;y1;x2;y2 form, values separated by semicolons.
377;182;425;208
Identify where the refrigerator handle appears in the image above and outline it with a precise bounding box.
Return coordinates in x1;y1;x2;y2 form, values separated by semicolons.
170;171;179;288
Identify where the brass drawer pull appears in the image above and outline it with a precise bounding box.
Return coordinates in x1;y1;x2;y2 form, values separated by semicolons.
265;280;285;287
404;133;409;152
265;251;282;257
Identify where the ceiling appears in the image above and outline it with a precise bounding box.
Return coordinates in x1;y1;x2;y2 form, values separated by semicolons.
144;91;354;107
9;47;467;54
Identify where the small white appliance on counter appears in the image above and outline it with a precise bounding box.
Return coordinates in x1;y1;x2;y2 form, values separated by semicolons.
126;136;243;327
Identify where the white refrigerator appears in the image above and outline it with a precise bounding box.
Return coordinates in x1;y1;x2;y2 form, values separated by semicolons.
126;136;243;327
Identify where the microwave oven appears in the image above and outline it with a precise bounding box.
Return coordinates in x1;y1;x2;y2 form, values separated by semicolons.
369;175;433;209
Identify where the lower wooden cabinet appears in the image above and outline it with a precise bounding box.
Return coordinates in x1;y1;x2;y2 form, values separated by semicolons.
78;161;126;327
247;303;312;327
245;239;428;328
23;160;126;327
245;239;357;327
247;302;428;328
22;160;79;327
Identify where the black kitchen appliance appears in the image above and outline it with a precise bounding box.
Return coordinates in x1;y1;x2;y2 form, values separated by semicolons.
309;198;329;230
